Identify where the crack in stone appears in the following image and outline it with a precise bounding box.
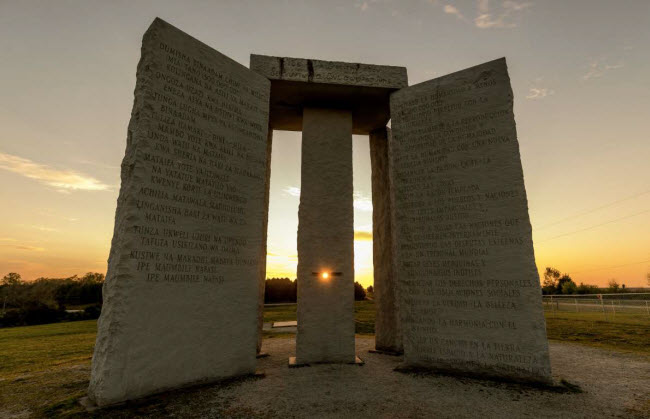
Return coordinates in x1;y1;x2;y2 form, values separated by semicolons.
307;59;314;82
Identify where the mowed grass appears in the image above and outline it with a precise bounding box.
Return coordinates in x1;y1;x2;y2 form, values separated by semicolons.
544;311;650;356
1;301;649;417
0;320;97;418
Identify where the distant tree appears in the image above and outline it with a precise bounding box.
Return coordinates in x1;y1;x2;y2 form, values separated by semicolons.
264;277;297;303
607;279;620;293
1;272;22;286
81;272;105;283
577;283;599;294
542;267;561;294
561;280;578;295
1;273;23;314
556;274;573;294
354;282;366;301
366;285;374;294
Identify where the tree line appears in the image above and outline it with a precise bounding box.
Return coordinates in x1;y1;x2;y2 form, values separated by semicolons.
541;267;629;295
0;273;369;328
1;272;104;327
264;277;368;303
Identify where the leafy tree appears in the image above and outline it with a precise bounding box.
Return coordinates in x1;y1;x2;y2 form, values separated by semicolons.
577;283;599;294
557;274;574;294
1;273;23;314
607;279;620;293
366;285;374;294
81;272;105;283
1;272;22;286
542;267;561;294
354;282;366;301
264;277;297;303
561;280;578;294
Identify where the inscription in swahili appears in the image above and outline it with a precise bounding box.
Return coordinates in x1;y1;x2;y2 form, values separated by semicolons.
89;18;270;406
390;58;551;383
123;38;269;287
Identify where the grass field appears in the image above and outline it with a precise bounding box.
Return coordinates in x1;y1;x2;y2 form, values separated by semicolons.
1;301;649;417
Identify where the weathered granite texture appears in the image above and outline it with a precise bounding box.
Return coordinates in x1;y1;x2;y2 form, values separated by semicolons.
369;127;403;354
88;18;270;406
296;107;355;364
249;55;407;134
390;58;552;383
250;55;407;89
257;127;273;355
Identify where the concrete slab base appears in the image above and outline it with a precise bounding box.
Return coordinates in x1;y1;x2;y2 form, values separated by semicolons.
273;321;297;328
289;356;364;368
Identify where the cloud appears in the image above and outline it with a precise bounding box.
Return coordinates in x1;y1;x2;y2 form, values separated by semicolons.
0;152;111;192
283;186;301;197
583;59;624;81
474;0;532;29
78;159;120;170
353;192;373;212
1;244;45;252
443;4;466;21
356;0;379;12
354;231;373;241
526;87;554;100
30;225;59;232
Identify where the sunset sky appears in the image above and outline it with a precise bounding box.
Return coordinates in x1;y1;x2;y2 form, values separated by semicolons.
1;0;649;288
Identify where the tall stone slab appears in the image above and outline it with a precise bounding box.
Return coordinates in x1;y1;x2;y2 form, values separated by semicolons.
89;18;271;406
296;107;355;364
369;127;402;354
257;127;273;355
390;58;551;383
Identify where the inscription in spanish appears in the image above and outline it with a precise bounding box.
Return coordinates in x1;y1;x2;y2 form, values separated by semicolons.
390;58;551;383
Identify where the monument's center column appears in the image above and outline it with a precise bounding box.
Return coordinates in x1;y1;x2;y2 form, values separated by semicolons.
249;54;407;365
296;107;355;364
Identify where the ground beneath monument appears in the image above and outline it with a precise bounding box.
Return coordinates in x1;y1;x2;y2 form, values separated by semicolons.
90;337;649;418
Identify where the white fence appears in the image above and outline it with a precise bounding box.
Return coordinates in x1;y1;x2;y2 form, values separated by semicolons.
542;293;650;319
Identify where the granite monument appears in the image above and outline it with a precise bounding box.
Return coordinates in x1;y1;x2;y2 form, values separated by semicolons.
90;18;551;406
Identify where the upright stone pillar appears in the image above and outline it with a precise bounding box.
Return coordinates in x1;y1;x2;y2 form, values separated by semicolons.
296;107;355;364
257;127;273;355
89;19;271;406
369;127;402;354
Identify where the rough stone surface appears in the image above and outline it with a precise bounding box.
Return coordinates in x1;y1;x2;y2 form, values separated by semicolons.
250;55;407;88
389;58;552;383
249;54;407;135
369;127;403;354
296;107;355;364
89;18;270;406
257;128;273;354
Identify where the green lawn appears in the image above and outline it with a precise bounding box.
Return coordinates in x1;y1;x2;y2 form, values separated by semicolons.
0;320;97;418
544;311;650;355
1;301;649;417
